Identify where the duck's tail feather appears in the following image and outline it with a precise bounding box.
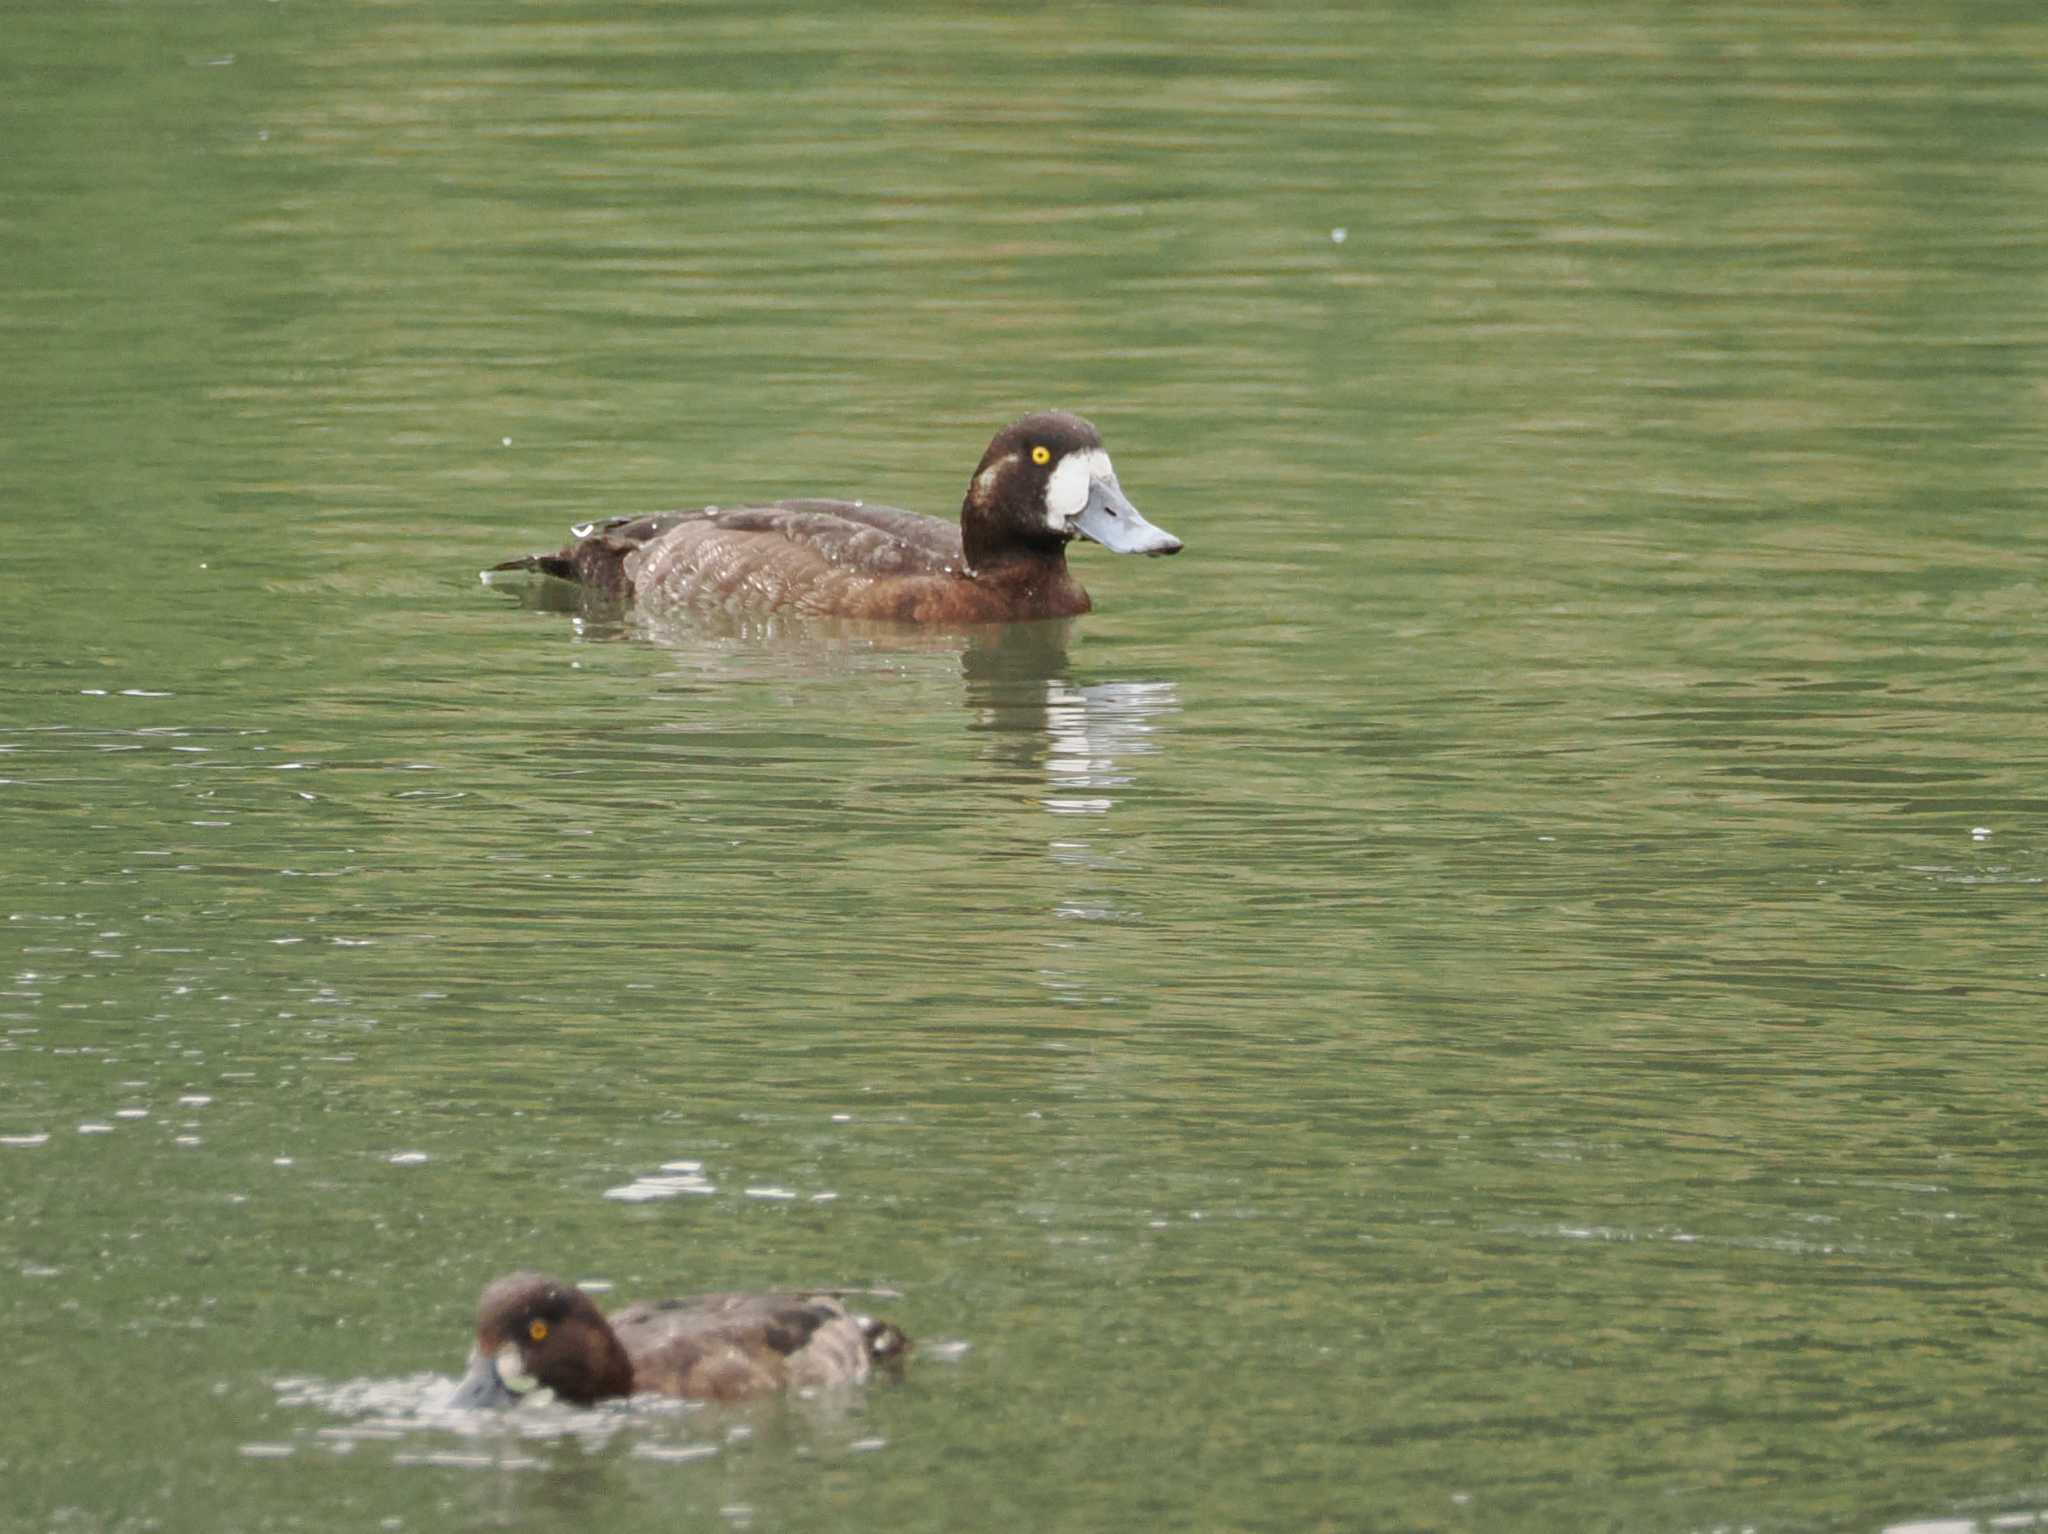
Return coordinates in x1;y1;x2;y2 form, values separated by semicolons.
489;551;581;582
489;517;668;599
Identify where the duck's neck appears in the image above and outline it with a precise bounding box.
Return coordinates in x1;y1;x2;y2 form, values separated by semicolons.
964;549;1092;619
960;494;1068;574
555;1317;637;1405
591;1322;636;1401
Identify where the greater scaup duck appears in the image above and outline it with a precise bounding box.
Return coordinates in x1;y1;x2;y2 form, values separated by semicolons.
446;1273;910;1407
489;411;1181;623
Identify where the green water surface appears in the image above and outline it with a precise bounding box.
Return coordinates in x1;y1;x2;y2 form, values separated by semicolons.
5;4;2048;1531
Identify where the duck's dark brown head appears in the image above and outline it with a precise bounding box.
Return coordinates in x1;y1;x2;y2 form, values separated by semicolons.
960;412;1182;573
447;1273;633;1409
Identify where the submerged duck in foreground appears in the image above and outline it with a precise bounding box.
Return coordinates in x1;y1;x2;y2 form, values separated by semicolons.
489;411;1181;624
447;1272;910;1407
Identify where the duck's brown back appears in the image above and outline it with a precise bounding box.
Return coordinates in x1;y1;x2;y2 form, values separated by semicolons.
500;499;1090;623
608;1291;899;1400
622;501;949;613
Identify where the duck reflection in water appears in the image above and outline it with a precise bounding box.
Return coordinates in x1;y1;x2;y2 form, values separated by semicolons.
485;585;1179;836
960;622;1181;814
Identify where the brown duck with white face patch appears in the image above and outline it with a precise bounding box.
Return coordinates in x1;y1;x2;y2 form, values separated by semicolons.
490;412;1182;624
446;1273;910;1407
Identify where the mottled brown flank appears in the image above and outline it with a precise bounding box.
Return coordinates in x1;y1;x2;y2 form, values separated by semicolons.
470;1272;909;1406
492;412;1119;624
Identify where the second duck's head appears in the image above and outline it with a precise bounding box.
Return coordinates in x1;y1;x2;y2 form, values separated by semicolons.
447;1273;631;1409
962;412;1182;572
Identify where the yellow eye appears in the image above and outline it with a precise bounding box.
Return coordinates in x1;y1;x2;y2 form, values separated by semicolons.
1031;445;1051;466
528;1319;549;1342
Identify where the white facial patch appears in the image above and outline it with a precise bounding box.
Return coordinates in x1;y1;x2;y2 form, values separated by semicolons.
495;1342;537;1394
1044;449;1112;530
976;453;1018;499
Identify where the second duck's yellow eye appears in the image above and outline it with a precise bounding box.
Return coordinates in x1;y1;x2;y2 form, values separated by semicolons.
1031;445;1051;466
528;1319;549;1342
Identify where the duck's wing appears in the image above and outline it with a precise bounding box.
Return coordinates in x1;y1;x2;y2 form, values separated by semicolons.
766;500;964;570
629;502;974;616
491;501;963;601
638;501;959;581
609;1291;907;1400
